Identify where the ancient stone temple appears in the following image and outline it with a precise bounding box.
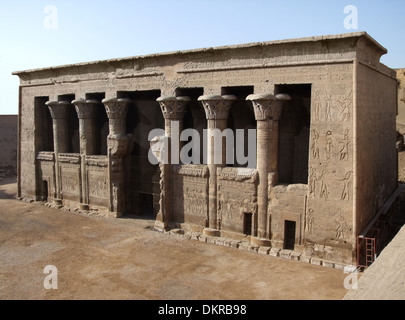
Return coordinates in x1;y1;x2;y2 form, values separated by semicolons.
13;32;399;266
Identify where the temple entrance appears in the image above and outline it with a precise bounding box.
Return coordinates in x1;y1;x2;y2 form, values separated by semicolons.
243;212;253;236
275;84;311;184
284;220;296;250
139;193;154;218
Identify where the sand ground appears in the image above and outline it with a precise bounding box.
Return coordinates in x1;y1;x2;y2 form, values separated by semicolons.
0;176;348;300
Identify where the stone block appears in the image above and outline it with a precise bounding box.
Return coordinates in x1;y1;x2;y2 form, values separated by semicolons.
322;260;335;269
206;236;216;244
258;246;271;255
249;245;259;253
300;255;312;264
291;251;302;261
311;258;323;266
280;249;292;259
238;242;250;251
198;235;207;243
269;248;280;257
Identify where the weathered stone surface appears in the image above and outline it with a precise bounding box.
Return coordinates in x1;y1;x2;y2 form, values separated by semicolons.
0;115;17;177
13;32;399;266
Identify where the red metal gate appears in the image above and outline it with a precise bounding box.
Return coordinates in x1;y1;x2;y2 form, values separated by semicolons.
357;236;376;268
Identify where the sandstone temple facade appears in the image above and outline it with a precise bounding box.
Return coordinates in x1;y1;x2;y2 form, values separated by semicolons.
13;32;399;266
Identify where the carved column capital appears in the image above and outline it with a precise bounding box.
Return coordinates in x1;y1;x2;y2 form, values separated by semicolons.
246;93;290;121
198;95;236;120
157;96;190;120
45;100;71;119
102;98;131;119
72;99;99;119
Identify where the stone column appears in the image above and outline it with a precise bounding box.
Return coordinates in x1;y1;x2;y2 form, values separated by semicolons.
45;100;71;205
72;99;98;155
154;96;190;231
102;97;132;217
198;95;236;235
72;99;99;210
246;93;290;245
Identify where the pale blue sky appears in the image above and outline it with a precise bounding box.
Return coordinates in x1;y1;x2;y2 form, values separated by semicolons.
1;0;404;114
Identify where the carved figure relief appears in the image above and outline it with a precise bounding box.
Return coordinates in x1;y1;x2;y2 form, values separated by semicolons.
339;129;350;161
313;90;321;122
325;131;333;160
311;130;320;160
335;213;347;240
338;92;352;122
340;171;352;202
306;208;314;234
325;94;333;121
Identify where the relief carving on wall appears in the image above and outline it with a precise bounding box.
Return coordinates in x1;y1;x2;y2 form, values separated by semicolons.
312;89;352;123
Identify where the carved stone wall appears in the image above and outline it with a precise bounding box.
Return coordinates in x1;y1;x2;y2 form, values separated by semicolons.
59;153;81;203
217;167;258;235
355;62;398;235
269;184;307;248
14;33;398;265
172;165;209;227
86;155;109;207
0;115;17;177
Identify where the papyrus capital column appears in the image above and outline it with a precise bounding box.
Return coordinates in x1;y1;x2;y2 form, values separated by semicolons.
46;100;71;154
102;98;131;136
72;99;99;210
154;96;190;231
72;99;98;155
198;95;236;233
247;93;290;242
102;97;132;217
45;100;72;204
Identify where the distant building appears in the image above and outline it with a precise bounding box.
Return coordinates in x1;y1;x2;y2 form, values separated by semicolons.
13;32;400;266
397;68;405;132
0;115;17;177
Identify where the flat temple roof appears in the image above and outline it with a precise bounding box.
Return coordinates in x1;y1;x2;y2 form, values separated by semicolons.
12;31;387;76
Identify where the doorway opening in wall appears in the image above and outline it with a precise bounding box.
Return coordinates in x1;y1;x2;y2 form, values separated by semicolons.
86;92;107;155
283;220;296;250
275;84;311;184
40;180;48;202
243;212;253;236
117;90;162;220
176;87;205;164
138;192;154;218
221;86;256;168
58;94;79;153
34;96;53;152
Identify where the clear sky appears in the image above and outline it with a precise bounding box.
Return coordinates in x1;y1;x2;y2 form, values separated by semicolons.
1;0;404;114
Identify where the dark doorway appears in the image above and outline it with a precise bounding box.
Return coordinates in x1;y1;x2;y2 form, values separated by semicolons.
243;212;253;236
40;180;48;202
275;84;311;184
139;193;154;218
284;220;296;250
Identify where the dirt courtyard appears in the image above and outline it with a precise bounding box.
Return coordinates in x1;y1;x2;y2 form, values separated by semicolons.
0;177;348;300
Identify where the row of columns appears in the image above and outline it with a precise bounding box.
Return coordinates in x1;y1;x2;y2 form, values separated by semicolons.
45;98;132;214
44;93;290;237
156;93;290;243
